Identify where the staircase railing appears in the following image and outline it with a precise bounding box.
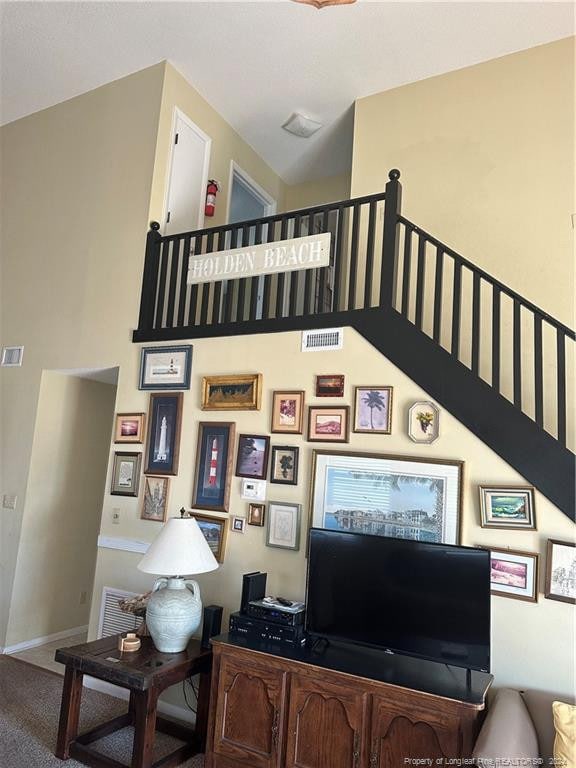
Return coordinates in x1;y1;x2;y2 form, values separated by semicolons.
134;169;574;453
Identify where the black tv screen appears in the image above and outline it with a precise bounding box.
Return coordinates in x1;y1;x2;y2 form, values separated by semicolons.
306;529;491;672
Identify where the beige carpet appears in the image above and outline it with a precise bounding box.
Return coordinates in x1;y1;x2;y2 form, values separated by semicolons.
0;656;205;767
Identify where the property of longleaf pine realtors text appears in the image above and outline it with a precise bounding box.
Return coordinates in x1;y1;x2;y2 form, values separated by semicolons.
187;233;331;285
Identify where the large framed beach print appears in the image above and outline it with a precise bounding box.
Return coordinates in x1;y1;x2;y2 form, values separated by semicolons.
310;450;463;545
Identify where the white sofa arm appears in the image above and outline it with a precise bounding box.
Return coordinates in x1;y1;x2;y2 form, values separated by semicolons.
473;688;541;765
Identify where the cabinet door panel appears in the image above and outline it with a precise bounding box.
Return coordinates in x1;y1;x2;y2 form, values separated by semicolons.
213;655;286;768
369;693;462;767
286;672;366;768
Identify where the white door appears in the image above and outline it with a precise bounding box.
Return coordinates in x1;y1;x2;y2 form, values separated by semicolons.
163;109;211;236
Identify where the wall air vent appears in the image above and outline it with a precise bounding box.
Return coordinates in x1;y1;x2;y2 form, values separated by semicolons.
97;587;142;639
301;328;343;352
1;346;24;367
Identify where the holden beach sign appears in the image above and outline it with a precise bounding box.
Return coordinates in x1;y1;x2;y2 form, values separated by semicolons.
187;232;331;285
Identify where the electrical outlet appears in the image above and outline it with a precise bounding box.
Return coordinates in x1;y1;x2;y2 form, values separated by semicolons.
2;494;17;510
111;508;121;524
80;591;87;605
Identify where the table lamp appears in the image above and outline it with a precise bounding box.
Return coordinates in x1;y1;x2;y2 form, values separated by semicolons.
137;515;218;652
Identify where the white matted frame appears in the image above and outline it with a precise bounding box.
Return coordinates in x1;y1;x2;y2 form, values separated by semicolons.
310;450;462;545
266;502;301;550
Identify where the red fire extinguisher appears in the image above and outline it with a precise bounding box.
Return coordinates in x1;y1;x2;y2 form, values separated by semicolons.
205;179;220;217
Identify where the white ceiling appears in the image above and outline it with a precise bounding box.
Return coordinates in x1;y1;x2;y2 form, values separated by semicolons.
1;1;573;184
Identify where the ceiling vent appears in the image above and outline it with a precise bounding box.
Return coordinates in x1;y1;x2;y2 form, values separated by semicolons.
1;346;24;367
301;328;343;352
282;112;323;139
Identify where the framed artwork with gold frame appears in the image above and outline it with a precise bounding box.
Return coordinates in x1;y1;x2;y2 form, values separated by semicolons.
201;374;262;411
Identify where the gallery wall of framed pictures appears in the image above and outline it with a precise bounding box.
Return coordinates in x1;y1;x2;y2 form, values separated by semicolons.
102;340;574;612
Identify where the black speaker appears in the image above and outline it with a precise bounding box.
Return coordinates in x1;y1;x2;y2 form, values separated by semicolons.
240;571;267;614
201;604;223;650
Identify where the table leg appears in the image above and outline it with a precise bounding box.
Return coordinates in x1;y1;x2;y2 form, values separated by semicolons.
55;666;84;759
131;688;159;768
195;669;211;751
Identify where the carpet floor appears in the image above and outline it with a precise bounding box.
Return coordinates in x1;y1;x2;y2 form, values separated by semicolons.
0;656;205;767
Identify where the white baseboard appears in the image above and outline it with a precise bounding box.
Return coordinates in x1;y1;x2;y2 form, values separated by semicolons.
2;624;89;655
84;677;196;725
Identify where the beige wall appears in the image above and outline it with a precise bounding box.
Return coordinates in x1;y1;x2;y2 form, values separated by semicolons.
284;173;351;212
89;328;574;712
148;63;287;228
6;373;116;645
351;37;575;327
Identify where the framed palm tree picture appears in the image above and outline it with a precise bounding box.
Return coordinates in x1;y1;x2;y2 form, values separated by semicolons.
310;450;463;545
353;386;393;434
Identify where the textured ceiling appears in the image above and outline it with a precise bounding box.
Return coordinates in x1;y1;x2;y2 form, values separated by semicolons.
1;1;573;184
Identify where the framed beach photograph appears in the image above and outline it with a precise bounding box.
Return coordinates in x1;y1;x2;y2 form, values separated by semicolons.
192;422;235;512
311;450;463;545
110;452;141;497
270;445;299;485
479;486;536;530
144;393;183;475
353;386;393;434
408;401;439;444
193;513;228;563
308;406;350;443
248;503;266;527
139;345;192;390
266;502;301;550
235;434;270;480
114;413;146;444
545;539;576;604
201;374;262;411
141;476;169;522
489;548;539;602
271;390;305;434
316;374;345;398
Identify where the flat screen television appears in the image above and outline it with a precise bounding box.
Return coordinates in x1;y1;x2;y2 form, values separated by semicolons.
305;529;491;672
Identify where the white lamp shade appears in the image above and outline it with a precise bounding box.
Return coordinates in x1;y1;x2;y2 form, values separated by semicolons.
138;517;218;576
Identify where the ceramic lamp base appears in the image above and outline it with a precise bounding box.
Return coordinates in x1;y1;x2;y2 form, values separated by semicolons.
146;577;202;653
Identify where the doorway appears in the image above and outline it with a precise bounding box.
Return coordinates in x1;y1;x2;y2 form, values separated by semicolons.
224;163;276;319
163;108;211;236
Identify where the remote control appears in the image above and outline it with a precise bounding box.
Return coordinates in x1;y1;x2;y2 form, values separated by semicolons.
275;596;293;606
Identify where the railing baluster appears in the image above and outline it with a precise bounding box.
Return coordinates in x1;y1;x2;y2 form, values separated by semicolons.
262;221;275;320
288;217;301;317
533;315;543;428
513;299;522;408
156;239;170;329
317;208;330;313
236;225;249;322
303;212;315;314
415;234;426;330
401;225;412;317
200;232;213;325
557;329;566;446
348;203;360;311
249;223;263;321
177;235;191;328
187;235;202;326
432;246;444;343
364;200;376;309
223;228;238;323
165;239;179;328
451;261;462;357
492;287;501;391
332;206;344;312
471;272;481;375
211;229;225;326
275;218;289;318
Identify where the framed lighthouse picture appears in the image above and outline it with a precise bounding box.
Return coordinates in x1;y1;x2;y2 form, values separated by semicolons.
192;422;236;512
144;393;183;475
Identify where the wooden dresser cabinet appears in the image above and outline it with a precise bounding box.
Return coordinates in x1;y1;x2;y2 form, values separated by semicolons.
205;637;492;768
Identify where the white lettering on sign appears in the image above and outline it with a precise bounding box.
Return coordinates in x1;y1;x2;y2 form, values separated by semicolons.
187;232;331;285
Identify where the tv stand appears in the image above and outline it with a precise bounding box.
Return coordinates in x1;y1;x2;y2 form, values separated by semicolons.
205;635;492;768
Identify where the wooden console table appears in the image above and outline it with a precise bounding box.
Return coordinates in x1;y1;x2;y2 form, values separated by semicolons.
55;634;211;768
205;635;493;768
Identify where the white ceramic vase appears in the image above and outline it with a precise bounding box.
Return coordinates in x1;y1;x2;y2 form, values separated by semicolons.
146;577;202;653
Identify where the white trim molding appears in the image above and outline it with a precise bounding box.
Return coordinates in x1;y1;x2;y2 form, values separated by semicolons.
2;624;88;655
97;536;150;554
225;160;277;224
